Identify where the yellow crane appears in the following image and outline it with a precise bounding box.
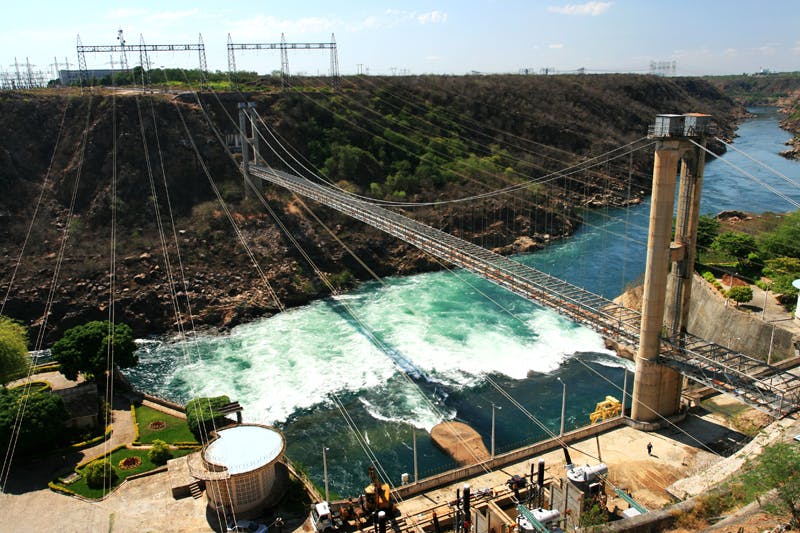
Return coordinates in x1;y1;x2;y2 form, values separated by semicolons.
589;396;621;424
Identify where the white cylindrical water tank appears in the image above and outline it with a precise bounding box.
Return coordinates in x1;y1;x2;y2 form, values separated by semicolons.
792;280;800;319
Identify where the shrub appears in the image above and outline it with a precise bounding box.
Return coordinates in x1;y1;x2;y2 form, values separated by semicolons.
185;395;231;442
84;459;118;489
0;388;68;454
702;271;716;283
148;439;172;465
727;285;754;306
0;316;30;385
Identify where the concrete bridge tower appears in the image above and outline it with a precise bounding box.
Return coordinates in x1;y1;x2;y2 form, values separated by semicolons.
238;102;263;198
631;113;712;423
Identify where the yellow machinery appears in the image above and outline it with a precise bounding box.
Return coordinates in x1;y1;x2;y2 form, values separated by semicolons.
589;396;622;424
364;465;393;513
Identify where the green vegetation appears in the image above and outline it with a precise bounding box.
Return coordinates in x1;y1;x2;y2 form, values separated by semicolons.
758;211;800;258
706;72;800;105
56;446;195;499
133;404;198;444
697;215;721;249
699;211;800;311
0;386;68;455
678;440;800;529
580;501;609;527
742;441;800;526
51;321;137;382
147;439;173;465
70;67;256;89
84;458;117;489
727;285;754;306
0;316;30;385
185;395;232;442
711;231;757;268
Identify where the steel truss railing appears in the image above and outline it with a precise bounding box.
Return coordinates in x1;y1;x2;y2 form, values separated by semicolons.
251;165;800;417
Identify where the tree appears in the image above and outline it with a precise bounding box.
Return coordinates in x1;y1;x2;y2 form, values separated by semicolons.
51;321;137;382
697;215;721;250
322;144;382;188
742;441;800;527
711;231;758;265
0;388;68;454
148;439;173;465
727;285;753;307
0;316;30;386
84;458;118;489
759;210;800;259
185;395;231;442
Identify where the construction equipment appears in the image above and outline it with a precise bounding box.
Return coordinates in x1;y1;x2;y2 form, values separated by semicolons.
589;396;622;424
310;465;394;533
364;464;393;513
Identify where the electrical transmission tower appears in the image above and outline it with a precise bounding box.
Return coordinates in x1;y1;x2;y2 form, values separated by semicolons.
226;32;340;89
649;60;677;76
76;31;208;86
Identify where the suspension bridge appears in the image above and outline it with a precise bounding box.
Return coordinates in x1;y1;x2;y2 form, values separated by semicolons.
248;160;800;419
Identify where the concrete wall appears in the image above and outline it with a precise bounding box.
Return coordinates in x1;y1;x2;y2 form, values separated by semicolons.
686;274;797;360
392;418;625;501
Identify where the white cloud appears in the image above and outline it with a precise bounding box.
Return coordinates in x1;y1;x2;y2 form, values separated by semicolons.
418;11;448;24
226;15;335;40
347;9;446;31
549;43;564;49
751;44;777;55
348;9;415;31
723;48;738;56
793;42;800;55
548;2;612;16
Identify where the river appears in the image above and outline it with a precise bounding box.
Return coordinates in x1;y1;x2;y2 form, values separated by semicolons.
125;107;800;497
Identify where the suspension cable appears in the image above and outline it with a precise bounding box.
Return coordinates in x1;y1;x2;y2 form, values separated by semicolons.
690;139;800;209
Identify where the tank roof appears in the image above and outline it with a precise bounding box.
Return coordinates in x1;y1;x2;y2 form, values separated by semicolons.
204;424;285;474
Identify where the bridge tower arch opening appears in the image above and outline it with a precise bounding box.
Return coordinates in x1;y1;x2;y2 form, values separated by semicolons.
238;102;263;198
631;113;712;423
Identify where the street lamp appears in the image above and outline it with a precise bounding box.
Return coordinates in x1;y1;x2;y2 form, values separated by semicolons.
556;377;566;437
491;403;502;458
322;446;330;502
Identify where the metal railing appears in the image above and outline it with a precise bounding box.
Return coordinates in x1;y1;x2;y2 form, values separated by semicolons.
251;165;800;417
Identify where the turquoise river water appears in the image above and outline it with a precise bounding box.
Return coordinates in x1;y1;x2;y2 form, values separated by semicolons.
125;107;800;497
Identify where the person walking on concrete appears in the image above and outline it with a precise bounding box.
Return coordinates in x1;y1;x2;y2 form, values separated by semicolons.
647;442;653;456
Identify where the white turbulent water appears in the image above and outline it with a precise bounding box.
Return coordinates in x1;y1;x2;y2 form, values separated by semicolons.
130;268;612;432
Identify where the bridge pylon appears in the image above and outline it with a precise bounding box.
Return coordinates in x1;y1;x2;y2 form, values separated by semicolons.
631;114;712;423
238;102;263;198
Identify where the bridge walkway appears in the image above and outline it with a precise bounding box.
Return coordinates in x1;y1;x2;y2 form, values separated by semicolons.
251;165;800;417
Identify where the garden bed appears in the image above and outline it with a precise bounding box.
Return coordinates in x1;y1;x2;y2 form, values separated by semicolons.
134;404;197;444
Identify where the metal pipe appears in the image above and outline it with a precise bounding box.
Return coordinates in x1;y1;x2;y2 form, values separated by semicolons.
322;446;330;502
556;377;566;436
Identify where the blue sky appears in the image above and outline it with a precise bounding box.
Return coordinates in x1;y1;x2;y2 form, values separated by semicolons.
1;1;798;78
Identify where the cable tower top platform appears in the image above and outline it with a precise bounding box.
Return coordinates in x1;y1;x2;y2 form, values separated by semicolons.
649;113;714;139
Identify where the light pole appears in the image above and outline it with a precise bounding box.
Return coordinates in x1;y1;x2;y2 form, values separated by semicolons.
322;446;330;502
556;377;566;437
491;403;502;458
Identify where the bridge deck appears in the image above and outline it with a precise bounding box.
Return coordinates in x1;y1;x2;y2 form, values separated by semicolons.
251;165;800;417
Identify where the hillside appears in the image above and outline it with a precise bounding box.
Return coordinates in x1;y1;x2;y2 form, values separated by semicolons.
706;72;800;159
0;75;739;342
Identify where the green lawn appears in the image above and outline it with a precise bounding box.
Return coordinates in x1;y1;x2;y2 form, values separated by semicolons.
57;447;195;499
134;404;198;444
